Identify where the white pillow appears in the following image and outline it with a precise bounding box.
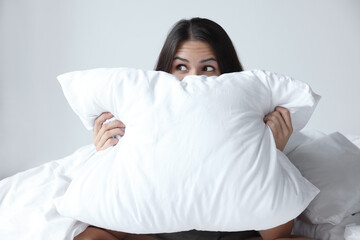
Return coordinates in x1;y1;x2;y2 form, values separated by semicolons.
55;68;320;233
288;132;360;225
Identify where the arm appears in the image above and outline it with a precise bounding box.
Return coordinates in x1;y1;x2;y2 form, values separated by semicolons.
93;112;126;151
261;108;316;240
259;220;316;240
259;220;293;240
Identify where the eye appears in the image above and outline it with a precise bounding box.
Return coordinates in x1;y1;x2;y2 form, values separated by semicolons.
176;64;188;72
203;66;215;72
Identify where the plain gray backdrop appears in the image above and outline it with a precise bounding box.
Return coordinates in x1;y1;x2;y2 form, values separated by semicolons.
1;0;359;179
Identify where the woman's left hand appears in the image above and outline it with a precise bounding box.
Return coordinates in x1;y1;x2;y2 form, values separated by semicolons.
264;106;293;151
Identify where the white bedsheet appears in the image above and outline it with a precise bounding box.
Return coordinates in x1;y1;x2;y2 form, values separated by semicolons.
0;144;96;240
0;131;359;240
345;224;360;240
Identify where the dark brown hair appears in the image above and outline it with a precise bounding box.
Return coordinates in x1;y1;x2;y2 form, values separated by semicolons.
155;17;243;74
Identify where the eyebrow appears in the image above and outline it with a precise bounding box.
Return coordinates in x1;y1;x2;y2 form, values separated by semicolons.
173;57;189;62
200;57;217;63
173;57;217;63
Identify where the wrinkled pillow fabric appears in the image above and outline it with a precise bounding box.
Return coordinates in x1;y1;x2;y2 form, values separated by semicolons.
288;132;360;225
55;68;320;233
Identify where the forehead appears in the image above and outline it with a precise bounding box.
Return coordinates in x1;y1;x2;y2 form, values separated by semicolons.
175;40;215;57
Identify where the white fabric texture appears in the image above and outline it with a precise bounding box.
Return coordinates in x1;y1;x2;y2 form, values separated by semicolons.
288;132;360;225
0;145;95;240
344;224;360;240
1;132;359;239
293;212;360;240
345;134;360;148
55;68;320;233
283;130;327;155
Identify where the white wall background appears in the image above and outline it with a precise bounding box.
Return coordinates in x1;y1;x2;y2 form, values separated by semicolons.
1;0;359;179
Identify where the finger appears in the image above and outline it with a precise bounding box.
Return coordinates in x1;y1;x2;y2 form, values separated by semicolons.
102;120;126;132
265;118;286;151
97;128;125;150
273;111;287;134
264;111;286;136
116;120;126;128
99;137;119;151
94;112;114;138
94;120;125;145
275;106;293;133
95;120;126;144
265;119;279;138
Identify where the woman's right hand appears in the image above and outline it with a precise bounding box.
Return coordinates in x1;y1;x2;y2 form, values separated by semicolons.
93;112;126;151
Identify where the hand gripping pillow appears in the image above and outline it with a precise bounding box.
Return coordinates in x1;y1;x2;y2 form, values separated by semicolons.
55;68;320;233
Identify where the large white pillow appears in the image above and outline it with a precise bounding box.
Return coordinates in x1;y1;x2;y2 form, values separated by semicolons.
287;132;360;225
55;68;320;233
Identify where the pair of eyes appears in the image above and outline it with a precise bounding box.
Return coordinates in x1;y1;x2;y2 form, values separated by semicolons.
175;64;216;72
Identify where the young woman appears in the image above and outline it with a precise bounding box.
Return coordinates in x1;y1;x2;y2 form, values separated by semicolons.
76;18;315;240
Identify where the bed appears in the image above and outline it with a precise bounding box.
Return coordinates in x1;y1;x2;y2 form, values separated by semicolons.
1;68;359;240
